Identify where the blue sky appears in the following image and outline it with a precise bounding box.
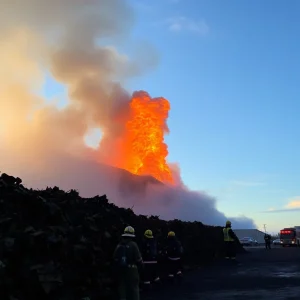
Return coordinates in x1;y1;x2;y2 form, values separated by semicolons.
44;0;300;233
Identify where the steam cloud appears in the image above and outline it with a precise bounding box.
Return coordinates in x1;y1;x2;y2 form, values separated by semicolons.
0;0;255;229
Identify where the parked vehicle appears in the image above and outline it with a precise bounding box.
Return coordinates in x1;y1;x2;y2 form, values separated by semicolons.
239;237;258;246
273;238;281;245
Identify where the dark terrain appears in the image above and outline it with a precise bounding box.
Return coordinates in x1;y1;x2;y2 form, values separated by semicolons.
144;246;300;300
1;172;299;300
0;172;229;299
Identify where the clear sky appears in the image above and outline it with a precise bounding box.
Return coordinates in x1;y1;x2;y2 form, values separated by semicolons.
43;0;300;233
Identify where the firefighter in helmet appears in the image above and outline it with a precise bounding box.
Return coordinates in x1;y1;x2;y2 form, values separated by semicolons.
140;229;160;288
165;231;183;278
113;226;143;300
223;220;238;260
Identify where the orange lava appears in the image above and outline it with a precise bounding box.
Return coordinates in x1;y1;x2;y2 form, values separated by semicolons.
121;91;173;184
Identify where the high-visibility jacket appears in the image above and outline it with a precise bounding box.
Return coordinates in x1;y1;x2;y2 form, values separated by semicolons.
223;227;235;242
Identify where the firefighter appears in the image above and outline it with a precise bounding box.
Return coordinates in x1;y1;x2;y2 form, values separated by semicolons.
165;231;183;278
223;220;238;261
140;230;160;288
264;233;271;250
113;226;143;300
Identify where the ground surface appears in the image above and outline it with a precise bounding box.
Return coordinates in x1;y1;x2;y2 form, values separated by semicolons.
143;245;300;300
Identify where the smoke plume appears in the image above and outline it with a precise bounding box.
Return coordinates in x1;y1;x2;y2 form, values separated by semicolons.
0;0;255;229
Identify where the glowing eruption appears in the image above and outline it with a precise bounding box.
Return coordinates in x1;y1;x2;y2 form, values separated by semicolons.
118;91;173;184
0;0;256;229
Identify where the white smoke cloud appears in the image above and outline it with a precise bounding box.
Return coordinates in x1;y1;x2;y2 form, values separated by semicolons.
0;0;256;229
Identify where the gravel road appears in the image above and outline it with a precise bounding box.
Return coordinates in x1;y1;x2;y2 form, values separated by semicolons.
143;246;300;300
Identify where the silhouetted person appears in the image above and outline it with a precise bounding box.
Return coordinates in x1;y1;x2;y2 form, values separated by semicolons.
264;233;271;250
223;220;239;261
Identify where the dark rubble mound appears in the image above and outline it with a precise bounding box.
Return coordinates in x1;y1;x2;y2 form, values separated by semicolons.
0;172;243;300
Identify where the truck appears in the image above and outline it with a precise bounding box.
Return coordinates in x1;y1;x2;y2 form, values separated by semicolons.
279;227;300;247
